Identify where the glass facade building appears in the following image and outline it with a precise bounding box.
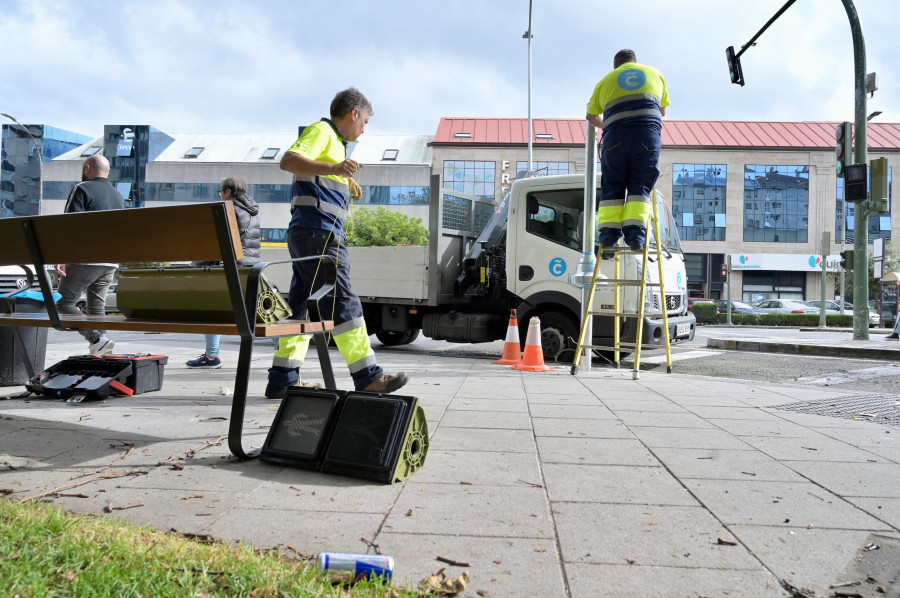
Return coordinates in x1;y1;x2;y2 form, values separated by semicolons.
516;161;569;177
672;163;727;241
104;125;174;207
743;165;809;243
1;124;91;217
443;160;496;199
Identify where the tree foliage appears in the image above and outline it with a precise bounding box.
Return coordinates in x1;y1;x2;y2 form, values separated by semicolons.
344;206;429;247
840;240;900;302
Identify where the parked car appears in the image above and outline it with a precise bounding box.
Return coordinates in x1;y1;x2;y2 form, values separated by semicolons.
714;299;765;315
754;299;819;314
806;300;877;327
688;297;714;311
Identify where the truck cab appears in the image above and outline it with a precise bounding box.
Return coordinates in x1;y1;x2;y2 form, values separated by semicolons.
505;174;695;358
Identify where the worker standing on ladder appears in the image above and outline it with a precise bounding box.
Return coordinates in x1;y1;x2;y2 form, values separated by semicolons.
586;49;670;251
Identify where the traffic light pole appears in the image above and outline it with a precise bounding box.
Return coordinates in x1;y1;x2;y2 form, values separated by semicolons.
843;0;869;340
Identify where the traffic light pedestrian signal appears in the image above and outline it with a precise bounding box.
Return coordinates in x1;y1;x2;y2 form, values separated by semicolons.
726;46;744;86
839;249;854;270
835;121;852;177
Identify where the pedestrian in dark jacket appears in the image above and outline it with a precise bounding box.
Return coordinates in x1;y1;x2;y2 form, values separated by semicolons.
56;155;125;356
186;177;261;368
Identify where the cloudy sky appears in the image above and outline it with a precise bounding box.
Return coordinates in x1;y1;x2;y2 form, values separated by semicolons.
1;0;898;138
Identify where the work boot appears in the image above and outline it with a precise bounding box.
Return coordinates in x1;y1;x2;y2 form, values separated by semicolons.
363;372;409;394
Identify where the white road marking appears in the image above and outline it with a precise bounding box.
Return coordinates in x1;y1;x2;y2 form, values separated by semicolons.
639;350;724;364
795;364;900;385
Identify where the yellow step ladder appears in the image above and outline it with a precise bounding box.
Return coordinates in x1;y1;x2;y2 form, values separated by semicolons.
570;190;673;380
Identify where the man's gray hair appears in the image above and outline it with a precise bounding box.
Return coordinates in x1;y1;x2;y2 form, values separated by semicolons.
614;49;637;67
221;176;248;197
330;87;373;119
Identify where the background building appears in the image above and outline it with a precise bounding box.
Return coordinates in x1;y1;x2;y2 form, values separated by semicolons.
431;117;900;303
15;116;900;305
1;123;91;218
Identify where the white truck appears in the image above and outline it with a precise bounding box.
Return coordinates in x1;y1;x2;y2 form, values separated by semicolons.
264;173;696;361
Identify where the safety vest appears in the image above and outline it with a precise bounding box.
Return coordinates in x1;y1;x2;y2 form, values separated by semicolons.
288;119;352;235
587;62;670;132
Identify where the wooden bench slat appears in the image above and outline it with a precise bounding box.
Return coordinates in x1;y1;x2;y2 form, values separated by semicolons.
0;313;333;337
0;202;243;265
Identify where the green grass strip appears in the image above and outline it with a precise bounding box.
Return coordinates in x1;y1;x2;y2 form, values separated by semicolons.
0;498;414;597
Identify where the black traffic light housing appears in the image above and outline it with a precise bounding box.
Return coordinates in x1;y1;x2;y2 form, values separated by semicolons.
726;46;745;86
839;249;854;270
844;163;868;203
835;121;852;178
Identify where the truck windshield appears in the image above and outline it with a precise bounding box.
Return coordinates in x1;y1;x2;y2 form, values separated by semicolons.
648;191;683;254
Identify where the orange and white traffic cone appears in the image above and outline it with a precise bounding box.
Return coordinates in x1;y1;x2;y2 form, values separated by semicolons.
493;309;522;365
513;316;554;372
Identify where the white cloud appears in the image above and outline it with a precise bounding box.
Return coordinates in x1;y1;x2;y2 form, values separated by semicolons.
0;0;897;138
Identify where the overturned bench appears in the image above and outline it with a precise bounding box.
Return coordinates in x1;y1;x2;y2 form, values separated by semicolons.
0;201;336;459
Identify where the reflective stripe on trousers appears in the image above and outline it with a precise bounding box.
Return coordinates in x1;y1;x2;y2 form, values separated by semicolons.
268;228;383;391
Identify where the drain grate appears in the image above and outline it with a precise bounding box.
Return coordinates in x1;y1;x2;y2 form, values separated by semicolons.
771;394;900;427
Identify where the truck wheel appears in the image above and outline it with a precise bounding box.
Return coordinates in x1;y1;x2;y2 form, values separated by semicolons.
521;311;578;362
375;329;420;346
76;300;87;313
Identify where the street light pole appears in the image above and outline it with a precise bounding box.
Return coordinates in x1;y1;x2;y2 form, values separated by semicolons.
524;0;533;172
1;113;43;216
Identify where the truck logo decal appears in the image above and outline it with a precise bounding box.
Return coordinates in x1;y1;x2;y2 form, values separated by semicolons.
549;257;566;277
676;272;683;290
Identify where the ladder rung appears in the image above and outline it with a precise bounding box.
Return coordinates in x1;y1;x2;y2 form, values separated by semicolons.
594;280;661;287
588;310;642;317
582;342;662;351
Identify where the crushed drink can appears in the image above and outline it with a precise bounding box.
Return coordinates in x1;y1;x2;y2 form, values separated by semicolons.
316;552;394;582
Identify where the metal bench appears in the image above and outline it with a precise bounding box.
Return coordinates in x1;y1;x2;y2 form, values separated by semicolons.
0;201;337;459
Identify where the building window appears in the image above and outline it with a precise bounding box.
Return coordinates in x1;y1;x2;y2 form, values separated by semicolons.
836;165;892;244
743;165;809;243
453;132;472;139
535;133;554;140
516;161;569;177
183;146;204;159
382;149;399;161
358;185;429;205
81;146;101;157
673;164;727;242
260;147;279;160
443;160;496;199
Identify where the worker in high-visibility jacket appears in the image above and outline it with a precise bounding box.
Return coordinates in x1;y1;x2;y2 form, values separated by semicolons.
586;49;670;251
265;87;409;399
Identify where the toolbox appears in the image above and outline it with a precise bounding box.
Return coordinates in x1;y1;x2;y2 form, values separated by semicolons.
25;354;168;403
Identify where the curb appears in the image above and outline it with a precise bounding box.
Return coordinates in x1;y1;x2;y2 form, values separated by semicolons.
707;337;900;360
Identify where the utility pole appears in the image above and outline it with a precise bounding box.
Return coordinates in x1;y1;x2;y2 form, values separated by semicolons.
842;0;870;340
726;0;871;339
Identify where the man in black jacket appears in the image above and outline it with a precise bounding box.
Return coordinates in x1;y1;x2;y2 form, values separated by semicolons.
56;155;124;356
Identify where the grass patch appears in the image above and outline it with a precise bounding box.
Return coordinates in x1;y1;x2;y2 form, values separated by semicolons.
0;497;414;597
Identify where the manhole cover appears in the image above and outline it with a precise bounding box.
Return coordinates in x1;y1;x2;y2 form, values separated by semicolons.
771;394;900;427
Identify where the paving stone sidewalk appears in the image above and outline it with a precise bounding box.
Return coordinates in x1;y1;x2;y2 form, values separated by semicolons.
1;334;898;597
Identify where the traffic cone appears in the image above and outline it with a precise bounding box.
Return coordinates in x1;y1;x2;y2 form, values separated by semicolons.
493;309;522;365
513;316;554;372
